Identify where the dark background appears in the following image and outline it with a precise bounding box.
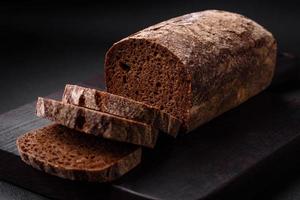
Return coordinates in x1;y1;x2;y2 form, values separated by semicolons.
1;1;300;199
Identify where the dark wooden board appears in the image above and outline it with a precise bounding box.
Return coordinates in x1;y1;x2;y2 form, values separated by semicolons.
0;54;300;200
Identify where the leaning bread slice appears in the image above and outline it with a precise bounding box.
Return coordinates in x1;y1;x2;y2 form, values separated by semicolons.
36;97;158;148
16;124;142;182
62;84;182;137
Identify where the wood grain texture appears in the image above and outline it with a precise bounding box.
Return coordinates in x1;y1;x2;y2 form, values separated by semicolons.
0;54;299;200
0;91;65;155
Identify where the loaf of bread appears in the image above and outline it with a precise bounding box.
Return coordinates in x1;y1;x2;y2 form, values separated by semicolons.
36;97;158;147
105;10;277;132
62;84;182;136
17;124;141;182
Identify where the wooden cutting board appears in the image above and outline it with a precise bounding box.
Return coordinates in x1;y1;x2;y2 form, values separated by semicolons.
0;53;299;200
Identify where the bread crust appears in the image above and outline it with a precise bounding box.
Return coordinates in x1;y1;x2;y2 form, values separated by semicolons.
16;124;142;182
36;97;158;148
105;10;277;132
62;84;181;137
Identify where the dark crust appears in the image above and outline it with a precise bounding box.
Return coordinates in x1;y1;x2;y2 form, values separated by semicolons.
104;10;277;132
16;124;142;182
62;84;182;137
36;97;158;148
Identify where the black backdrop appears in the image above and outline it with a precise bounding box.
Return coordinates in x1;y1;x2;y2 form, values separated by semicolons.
1;0;299;113
1;1;300;199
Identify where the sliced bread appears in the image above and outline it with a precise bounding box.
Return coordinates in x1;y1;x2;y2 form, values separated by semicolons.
36;97;158;148
62;84;181;137
16;124;142;182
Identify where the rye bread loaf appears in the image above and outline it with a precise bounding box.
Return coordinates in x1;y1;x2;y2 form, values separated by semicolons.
62;84;181;137
36;97;158;148
105;10;277;132
17;124;141;182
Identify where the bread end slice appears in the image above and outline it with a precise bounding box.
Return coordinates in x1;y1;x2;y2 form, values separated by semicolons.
16;124;142;182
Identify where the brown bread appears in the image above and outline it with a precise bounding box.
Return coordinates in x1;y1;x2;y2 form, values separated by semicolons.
16;124;142;182
105;10;277;132
36;97;158;148
62;84;182;137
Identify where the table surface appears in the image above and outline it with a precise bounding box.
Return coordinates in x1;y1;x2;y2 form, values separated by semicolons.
1;55;300;200
1;1;300;199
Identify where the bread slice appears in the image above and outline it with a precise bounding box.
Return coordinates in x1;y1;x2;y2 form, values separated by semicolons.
36;97;158;148
16;124;142;182
62;84;181;137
